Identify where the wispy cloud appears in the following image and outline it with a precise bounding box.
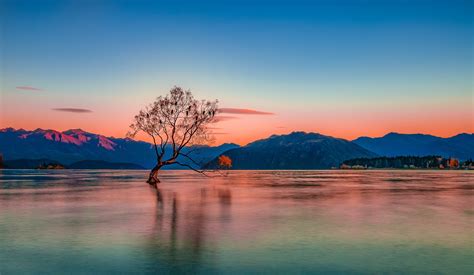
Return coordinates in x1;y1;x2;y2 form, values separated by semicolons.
219;108;274;115
16;86;43;91
212;115;239;123
52;108;92;113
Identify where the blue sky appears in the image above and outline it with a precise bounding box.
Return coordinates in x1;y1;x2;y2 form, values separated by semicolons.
1;0;472;144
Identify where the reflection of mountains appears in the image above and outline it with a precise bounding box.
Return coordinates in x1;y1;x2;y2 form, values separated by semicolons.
144;186;232;273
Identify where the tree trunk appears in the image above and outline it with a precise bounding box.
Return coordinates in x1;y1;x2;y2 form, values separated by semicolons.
147;164;161;185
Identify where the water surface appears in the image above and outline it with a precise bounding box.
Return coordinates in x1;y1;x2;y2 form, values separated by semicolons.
1;170;473;274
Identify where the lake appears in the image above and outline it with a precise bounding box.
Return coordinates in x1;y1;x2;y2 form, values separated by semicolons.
0;169;473;274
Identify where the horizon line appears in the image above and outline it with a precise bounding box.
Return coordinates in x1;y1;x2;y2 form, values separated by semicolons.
1;126;471;146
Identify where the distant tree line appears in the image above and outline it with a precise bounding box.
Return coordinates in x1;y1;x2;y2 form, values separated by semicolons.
342;156;473;169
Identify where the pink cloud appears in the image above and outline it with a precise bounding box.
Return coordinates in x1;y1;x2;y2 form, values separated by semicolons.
52;108;92;113
219;108;274;115
16;86;43;91
212;115;239;123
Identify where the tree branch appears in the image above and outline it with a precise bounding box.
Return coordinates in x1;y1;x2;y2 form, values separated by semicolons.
178;151;204;168
173;161;209;176
149;133;160;161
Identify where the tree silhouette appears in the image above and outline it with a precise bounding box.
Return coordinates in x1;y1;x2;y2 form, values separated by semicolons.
128;86;218;184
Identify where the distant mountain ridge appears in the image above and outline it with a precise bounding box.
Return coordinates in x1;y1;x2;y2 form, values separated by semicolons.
353;132;473;160
206;132;377;169
3;158;63;169
0;128;238;169
1;128;472;170
2;159;144;170
68;160;145;170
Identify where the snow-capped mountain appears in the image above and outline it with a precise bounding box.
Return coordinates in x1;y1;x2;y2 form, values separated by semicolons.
0;128;238;168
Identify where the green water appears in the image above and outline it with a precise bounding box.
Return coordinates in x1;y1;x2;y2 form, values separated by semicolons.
0;170;473;274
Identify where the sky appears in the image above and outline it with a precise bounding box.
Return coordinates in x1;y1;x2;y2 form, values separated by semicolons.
1;0;473;145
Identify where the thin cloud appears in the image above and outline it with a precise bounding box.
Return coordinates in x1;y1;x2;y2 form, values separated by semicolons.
212;115;239;123
219;108;274;115
52;108;92;113
16;86;43;91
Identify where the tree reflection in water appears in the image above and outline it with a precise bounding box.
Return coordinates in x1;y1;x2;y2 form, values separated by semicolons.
144;185;232;273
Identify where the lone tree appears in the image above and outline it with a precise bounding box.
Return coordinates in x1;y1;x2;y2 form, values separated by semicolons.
128;86;218;184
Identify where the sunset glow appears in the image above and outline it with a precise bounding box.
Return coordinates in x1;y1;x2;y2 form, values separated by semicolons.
1;0;472;145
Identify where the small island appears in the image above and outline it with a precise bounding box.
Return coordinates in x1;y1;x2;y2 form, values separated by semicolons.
36;163;65;169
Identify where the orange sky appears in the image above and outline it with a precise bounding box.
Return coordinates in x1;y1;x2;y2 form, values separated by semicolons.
2;94;472;146
2;0;472;146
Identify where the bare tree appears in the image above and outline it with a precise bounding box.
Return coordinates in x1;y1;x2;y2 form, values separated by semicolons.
128;86;218;184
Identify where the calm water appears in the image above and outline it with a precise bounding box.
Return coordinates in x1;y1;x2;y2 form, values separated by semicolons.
0;170;473;274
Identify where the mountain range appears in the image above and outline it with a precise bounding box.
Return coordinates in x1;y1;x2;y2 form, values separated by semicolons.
0;128;237;169
206;132;376;169
353;132;474;160
0;127;472;169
